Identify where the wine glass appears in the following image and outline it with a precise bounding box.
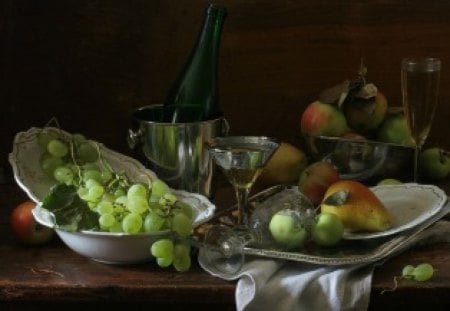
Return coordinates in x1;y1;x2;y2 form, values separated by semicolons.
401;57;441;182
206;136;280;227
200;187;316;275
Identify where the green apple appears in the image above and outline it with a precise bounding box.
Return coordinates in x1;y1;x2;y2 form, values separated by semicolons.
311;212;344;247
377;113;414;147
269;210;307;249
419;147;450;180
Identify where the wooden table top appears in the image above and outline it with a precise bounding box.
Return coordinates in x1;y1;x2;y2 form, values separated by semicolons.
1;175;450;310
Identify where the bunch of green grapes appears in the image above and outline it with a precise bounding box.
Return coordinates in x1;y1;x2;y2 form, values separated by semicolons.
151;239;192;272
37;128;195;271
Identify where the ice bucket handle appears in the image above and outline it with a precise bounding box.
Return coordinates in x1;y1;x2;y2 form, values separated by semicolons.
222;118;230;136
127;128;142;150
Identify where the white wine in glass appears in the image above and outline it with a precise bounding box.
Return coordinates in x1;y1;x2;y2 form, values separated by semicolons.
401;57;441;181
207;136;280;226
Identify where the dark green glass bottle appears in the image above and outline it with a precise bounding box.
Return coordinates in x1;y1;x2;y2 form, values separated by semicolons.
162;4;227;123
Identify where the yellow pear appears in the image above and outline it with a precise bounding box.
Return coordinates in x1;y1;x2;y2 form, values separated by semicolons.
320;180;392;232
258;142;307;186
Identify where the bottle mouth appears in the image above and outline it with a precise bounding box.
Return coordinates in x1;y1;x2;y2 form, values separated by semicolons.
207;4;227;17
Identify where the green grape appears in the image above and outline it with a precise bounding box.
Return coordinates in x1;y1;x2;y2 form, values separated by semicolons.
171;213;192;237
109;222;123;233
175;201;194;220
47;139;69;158
83;169;103;184
127;183;148;199
100;169;113;184
87;184;104;201
402;265;415;278
163;193;177;205
85;178;100;189
99;213;116;229
114;188;126;198
114;195;128;207
151;179;169;199
156;256;173;268
413;263;434;282
101;192;115;203
77;186;89;199
38;130;59;150
151;239;174;259
97;201;114;214
144;212;166;232
149;201;164;211
121;213;143;234
77;141;98;163
72;133;86;144
173;243;191;272
53;166;74;184
127;196;149;214
113;205;125;215
40;154;64;177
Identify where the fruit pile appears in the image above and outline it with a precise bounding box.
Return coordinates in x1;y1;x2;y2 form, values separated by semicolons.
37;127;195;271
300;63;409;144
299;63;450;181
267;166;393;250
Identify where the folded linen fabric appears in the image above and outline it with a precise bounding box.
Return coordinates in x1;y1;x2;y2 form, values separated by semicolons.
198;220;450;311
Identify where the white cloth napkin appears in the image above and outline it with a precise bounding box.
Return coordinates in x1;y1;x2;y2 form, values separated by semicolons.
199;220;450;311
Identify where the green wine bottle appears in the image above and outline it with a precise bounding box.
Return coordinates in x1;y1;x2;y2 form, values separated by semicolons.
162;4;227;123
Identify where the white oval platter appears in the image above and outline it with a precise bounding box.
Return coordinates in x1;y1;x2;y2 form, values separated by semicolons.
343;183;447;240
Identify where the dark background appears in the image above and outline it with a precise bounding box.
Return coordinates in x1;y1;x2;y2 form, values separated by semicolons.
2;0;450;175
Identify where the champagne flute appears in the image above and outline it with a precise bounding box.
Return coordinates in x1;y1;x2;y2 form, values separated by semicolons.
401;57;441;182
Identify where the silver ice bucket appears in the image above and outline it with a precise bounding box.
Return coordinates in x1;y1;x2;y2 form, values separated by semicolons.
127;105;229;198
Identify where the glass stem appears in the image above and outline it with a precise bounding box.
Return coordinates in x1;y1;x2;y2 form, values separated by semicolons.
413;145;420;182
234;186;250;227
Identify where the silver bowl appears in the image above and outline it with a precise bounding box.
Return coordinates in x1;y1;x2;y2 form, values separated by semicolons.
304;135;415;183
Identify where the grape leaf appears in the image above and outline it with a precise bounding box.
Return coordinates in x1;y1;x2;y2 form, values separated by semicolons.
42;183;99;232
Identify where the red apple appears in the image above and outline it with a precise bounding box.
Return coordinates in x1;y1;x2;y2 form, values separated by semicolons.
300;101;349;137
10;201;54;245
298;162;340;205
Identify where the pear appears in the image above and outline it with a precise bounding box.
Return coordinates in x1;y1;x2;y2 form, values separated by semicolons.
320;180;392;232
258;142;308;186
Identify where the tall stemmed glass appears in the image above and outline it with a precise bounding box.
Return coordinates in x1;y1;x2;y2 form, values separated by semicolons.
207;136;280;227
202;136;280;274
401;57;441;182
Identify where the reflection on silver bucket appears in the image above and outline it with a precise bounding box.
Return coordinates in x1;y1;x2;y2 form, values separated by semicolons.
128;105;229;198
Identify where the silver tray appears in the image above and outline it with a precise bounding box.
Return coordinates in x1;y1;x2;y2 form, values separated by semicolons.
212;185;450;266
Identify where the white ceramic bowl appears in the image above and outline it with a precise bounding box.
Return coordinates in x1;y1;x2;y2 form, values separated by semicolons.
10;127;216;264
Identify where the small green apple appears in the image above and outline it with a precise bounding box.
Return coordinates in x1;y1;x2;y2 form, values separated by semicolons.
269;210;307;249
419;147;450;180
377;113;414;147
311;212;344;247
